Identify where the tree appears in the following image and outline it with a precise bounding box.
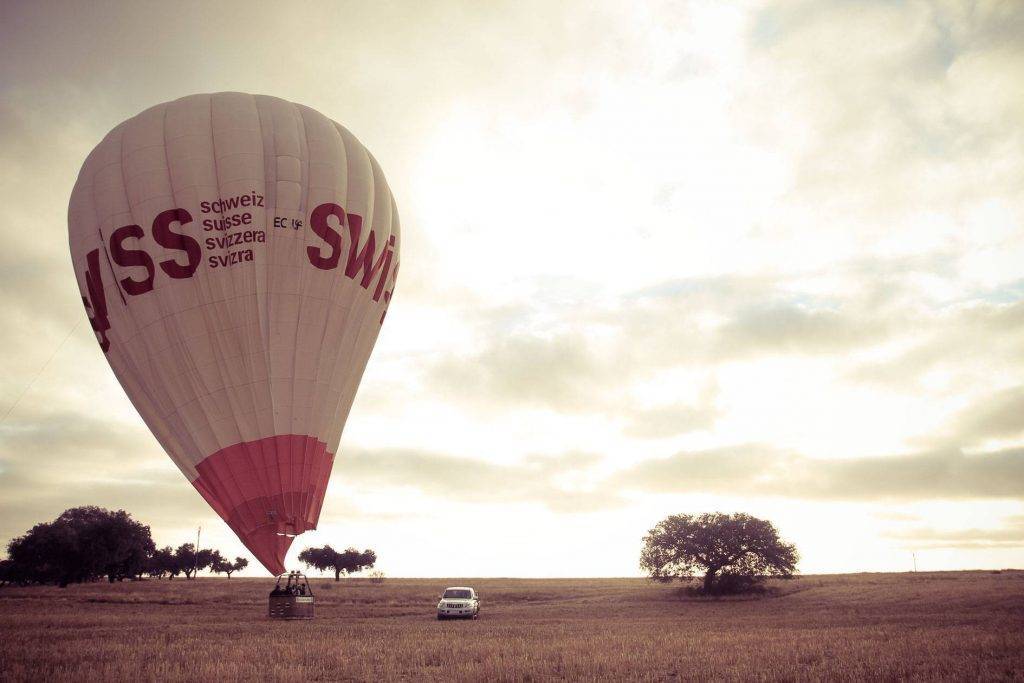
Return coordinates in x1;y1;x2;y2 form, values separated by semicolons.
640;512;798;594
298;545;376;581
5;520;81;586
70;508;155;582
207;550;225;576
148;546;179;579
173;543;215;579
0;559;17;586
210;553;248;579
5;507;155;586
230;557;248;577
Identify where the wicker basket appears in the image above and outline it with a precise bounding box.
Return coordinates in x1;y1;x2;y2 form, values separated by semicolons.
268;571;315;619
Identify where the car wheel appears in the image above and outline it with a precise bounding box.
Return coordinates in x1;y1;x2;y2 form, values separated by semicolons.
437;614;444;621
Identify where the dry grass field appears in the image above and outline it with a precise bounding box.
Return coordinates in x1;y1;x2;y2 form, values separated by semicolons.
1;571;1022;681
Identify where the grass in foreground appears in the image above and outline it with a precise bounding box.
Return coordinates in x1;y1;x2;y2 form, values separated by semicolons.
1;571;1022;681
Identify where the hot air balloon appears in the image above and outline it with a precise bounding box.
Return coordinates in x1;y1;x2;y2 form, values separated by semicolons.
67;92;399;575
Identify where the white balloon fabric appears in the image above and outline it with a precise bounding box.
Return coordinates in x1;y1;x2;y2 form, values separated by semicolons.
67;93;400;574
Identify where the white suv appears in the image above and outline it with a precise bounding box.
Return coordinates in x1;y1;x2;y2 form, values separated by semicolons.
436;586;480;620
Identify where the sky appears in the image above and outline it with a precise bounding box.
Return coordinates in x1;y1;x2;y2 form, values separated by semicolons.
1;0;1023;578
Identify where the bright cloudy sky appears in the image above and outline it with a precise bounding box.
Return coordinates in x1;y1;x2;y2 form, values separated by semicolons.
1;0;1023;577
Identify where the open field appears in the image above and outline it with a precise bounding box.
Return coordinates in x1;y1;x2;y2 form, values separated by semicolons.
1;571;1023;681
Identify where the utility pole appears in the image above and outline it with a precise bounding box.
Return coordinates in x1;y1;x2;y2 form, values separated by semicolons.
912;551;917;573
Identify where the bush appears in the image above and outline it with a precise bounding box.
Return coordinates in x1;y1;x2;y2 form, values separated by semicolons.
677;576;770;598
710;572;765;595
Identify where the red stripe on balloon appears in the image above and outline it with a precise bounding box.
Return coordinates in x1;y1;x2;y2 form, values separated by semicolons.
192;434;335;575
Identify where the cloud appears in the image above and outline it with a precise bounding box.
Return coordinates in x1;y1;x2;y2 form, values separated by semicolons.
339;447;619;513
428;333;610;413
0;409;208;545
616;445;1024;501
846;299;1024;393
747;0;1024;202
623;402;717;439
422;267;918;418
713;303;879;358
624;277;890;365
336;441;1024;509
885;516;1024;549
950;385;1024;445
0;410;150;464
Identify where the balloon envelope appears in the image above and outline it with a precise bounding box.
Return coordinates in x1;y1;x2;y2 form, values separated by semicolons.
68;92;400;574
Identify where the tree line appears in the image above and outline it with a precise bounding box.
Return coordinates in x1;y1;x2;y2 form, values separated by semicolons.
3;505;793;595
0;506;248;586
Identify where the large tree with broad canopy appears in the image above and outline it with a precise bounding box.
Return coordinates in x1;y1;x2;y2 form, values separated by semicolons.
4;506;155;586
640;512;798;594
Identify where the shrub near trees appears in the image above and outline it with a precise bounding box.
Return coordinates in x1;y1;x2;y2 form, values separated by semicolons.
641;512;798;595
298;545;377;581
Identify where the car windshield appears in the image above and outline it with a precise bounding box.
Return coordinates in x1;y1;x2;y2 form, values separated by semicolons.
443;589;472;599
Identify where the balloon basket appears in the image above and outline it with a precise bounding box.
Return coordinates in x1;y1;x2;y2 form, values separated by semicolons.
268;571;315;620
